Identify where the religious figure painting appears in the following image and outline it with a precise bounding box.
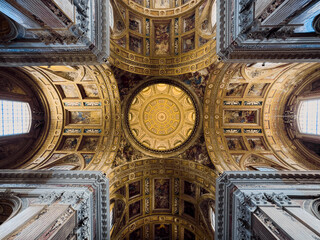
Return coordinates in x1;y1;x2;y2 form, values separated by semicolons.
114;37;126;48
79;137;99;151
129;35;143;54
154;179;170;210
154;0;170;8
82;153;94;165
247;137;267;150
59;85;79;98
154;22;170;55
184;181;196;198
154;224;171;240
183;14;195;32
199;37;209;47
225;83;247;97
247;83;269;96
129;14;142;33
69;111;101;125
182;34;195;52
226;137;246;151
60;137;79;150
129;200;141;219
81;84;99;98
129;180;141;198
224;110;258;125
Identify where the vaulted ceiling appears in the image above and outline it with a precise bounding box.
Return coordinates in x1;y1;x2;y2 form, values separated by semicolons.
1;1;320;239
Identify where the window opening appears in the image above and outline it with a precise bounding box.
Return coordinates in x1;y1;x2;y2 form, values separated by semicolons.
0;100;31;136
298;99;320;135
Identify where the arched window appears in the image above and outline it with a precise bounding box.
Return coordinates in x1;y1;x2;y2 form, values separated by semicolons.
297;99;320;135
209;207;215;231
284;77;320;161
109;3;114;30
0;68;46;169
0;100;31;136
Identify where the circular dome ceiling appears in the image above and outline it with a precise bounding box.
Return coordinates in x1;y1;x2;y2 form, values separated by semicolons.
123;79;202;157
109;0;217;76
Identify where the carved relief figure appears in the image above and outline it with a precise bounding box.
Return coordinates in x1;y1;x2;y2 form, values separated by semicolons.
154;179;170;209
224;110;258;124
154;23;170;55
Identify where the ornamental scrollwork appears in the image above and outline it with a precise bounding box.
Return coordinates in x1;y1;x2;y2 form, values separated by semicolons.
265;192;293;207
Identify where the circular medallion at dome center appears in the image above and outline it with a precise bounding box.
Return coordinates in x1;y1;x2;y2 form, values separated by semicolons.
125;81;201;156
143;98;181;135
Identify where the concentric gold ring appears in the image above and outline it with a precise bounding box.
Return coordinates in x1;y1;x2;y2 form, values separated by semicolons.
124;79;201;157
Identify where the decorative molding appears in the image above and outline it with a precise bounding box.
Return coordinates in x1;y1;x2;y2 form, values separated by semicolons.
0;0;110;66
0;170;110;240
215;171;320;240
37;191;64;205
217;0;320;62
265;193;294;207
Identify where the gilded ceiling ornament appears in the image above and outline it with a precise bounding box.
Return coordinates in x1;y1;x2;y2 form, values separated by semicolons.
110;0;216;76
123;79;202;157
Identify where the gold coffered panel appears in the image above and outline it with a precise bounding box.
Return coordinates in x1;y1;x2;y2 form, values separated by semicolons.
123;79;202;157
110;0;216;75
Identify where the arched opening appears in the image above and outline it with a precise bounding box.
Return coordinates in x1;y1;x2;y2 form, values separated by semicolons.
0;100;31;136
297;99;320;135
0;68;47;168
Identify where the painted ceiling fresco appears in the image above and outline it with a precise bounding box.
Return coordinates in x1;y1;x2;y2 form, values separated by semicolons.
109;0;216;76
2;1;320;239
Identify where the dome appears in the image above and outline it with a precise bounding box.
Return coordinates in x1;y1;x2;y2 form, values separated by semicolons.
123;78;202;157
